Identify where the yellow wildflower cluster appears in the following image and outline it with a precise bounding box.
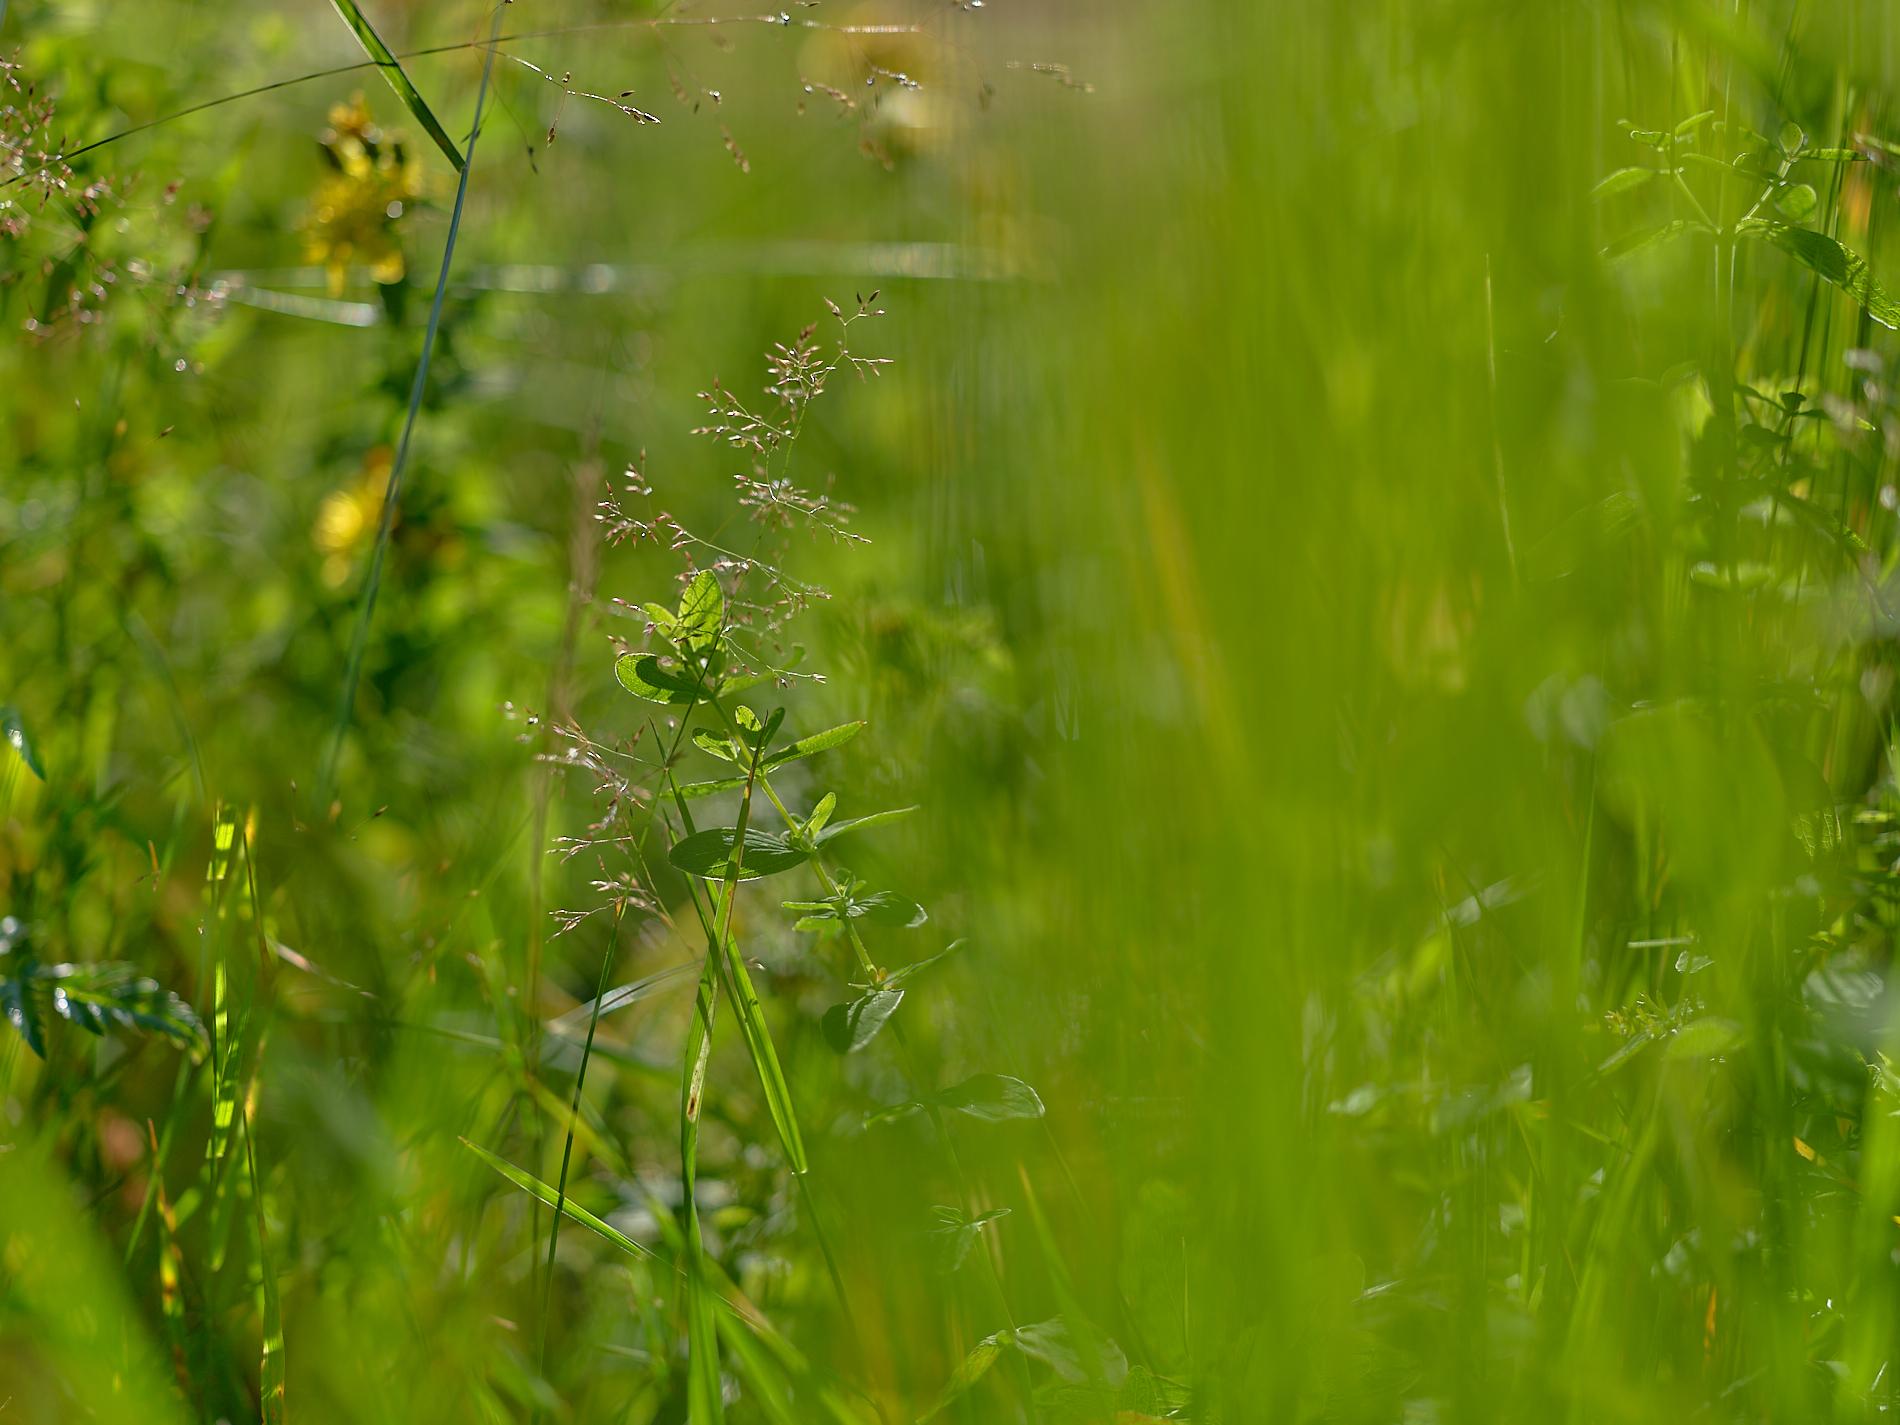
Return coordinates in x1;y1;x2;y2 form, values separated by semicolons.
301;95;422;297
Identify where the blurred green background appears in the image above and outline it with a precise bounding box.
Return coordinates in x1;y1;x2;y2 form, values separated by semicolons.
15;1;1900;1421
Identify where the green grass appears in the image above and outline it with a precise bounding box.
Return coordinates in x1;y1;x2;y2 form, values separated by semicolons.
17;1;1900;1422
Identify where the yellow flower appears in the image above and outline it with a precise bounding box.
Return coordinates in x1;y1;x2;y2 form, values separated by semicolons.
300;94;424;297
315;446;392;588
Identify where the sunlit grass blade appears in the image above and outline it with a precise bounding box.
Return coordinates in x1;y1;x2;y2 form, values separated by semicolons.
242;1104;285;1425
460;1137;665;1266
717;931;808;1174
325;0;464;170
680;945;725;1424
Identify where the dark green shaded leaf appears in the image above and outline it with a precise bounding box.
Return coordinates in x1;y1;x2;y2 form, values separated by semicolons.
669;827;809;880
0;706;43;780
42;963;206;1054
849;891;928;928
822;988;903;1053
884;939;966;990
919;1334;1006;1421
0;972;44;1057
1739;219;1900;329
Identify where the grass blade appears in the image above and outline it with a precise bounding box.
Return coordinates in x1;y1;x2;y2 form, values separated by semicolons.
535;904;623;1395
242;1105;286;1425
460;1137;664;1266
681;944;726;1424
326;0;465;170
322;7;502;794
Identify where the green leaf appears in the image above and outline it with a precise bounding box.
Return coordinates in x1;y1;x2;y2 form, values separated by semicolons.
615;652;717;705
1774;182;1818;220
930;1073;1045;1122
805;792;837;837
1675;109;1716;137
884;939;966;990
821;988;903;1053
460;1137;664;1264
693;729;738;762
326;0;465;171
1591;166;1657;200
675;775;748;801
669;827;810;881
1666;1017;1744;1060
0;706;43;780
919;1333;1007;1421
0;972;44;1058
717;934;809;1173
763;721;865;769
927;1204;1009;1273
39;963;207;1055
814;805;919;845
1604;219;1706;259
676;570;725;648
1013;1317;1128;1384
1739;219;1900;329
850;891;928;928
1779;120;1805;153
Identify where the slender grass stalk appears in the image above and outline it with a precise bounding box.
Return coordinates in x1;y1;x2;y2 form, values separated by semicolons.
533;900;624;1407
320;4;505;798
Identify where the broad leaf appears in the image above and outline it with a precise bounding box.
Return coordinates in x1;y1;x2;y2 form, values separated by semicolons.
928;1204;1009;1273
1739;219;1900;329
821;988;903;1053
919;1334;1006;1421
931;1073;1045;1122
1013;1317;1129;1385
616;652;716;705
669;827;809;881
42;963;206;1054
676;570;725;648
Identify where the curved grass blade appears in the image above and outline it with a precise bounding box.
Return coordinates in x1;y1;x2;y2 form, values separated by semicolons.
327;0;465;170
460;1137;665;1266
323;9;502;794
242;1105;286;1424
535;903;624;1403
681;945;726;1424
718;931;809;1173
